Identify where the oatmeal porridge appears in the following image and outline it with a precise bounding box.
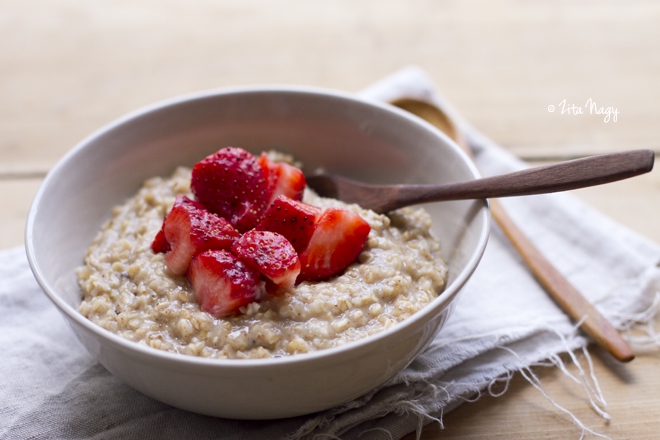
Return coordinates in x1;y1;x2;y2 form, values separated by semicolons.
77;163;448;359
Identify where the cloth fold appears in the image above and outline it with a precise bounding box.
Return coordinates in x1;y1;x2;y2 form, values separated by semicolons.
2;67;659;440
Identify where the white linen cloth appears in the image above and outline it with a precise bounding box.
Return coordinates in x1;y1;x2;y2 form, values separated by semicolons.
2;67;659;440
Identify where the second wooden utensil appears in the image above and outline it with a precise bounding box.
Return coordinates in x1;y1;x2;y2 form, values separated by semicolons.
390;97;637;363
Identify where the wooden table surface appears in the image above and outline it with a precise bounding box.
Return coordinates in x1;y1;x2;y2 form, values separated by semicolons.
3;1;659;438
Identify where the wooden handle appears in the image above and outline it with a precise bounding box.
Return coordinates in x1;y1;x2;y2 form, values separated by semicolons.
491;199;635;362
445;149;654;198
387;150;654;210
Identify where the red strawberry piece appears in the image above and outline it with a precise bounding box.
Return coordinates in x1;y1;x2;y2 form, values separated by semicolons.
151;227;171;254
258;153;306;205
188;250;265;318
297;208;371;282
162;195;240;276
255;195;322;254
232;230;301;290
191;147;269;232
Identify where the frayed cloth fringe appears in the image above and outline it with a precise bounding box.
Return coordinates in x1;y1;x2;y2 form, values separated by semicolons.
285;292;660;440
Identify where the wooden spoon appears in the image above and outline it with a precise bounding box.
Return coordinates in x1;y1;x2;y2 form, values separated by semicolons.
389;97;640;363
306;149;654;214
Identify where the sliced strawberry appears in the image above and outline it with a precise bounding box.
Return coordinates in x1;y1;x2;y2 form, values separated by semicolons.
162;195;240;276
191;147;269;232
258;153;306;205
297;208;371;282
151;227;171;253
232;230;301;290
255;195;322;254
188;250;265;318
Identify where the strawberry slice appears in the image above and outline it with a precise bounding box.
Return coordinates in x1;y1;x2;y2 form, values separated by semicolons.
255;195;322;254
191;147;269;232
258;153;306;205
162;195;240;276
188;250;265;318
232;230;301;290
297;208;371;282
151;227;171;253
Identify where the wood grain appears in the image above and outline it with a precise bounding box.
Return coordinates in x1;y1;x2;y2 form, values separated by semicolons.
2;1;659;169
0;179;43;250
2;1;659;438
407;340;660;439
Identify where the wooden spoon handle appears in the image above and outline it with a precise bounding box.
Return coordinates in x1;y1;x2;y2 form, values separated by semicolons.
491;199;635;362
450;149;653;198
389;150;654;210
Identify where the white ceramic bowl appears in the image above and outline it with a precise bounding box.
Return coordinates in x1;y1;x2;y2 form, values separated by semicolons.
25;86;489;420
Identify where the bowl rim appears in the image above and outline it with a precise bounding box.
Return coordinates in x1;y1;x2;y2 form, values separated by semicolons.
25;84;490;368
